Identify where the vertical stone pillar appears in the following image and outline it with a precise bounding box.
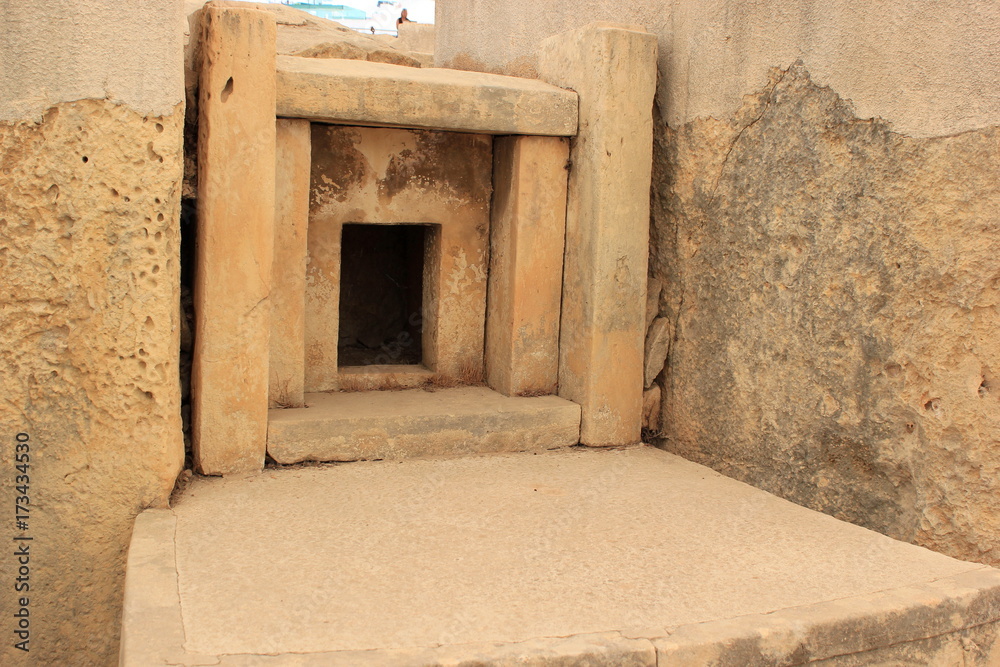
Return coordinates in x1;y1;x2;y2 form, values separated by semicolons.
193;5;277;474
538;23;657;446
486;135;569;396
270;119;311;408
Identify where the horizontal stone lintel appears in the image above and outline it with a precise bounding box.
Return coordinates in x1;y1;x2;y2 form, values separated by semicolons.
275;55;578;136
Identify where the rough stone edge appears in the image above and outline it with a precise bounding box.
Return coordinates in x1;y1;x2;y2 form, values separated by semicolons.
652;566;1000;664
274;55;578;136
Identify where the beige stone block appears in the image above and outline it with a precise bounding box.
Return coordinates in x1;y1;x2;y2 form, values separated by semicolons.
337;365;434;392
539;23;658;446
193;5;276;475
306;125;491;391
269;119;310;409
643;384;662;433
644;317;671;388
120;510;188;666
275;55;578;136
395;22;436;54
266;387;581;463
486;136;569;396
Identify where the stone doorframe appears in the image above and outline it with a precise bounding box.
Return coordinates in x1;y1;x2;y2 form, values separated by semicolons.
190;3;657;474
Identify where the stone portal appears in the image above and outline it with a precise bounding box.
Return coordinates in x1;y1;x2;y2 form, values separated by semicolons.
191;9;654;473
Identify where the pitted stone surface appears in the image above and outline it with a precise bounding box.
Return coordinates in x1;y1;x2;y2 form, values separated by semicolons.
0;98;185;666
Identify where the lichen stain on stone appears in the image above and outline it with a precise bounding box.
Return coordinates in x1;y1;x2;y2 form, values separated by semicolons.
652;62;1000;564
310;124;368;210
378;130;492;205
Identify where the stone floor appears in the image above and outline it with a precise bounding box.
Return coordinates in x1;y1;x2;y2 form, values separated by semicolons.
122;446;1000;665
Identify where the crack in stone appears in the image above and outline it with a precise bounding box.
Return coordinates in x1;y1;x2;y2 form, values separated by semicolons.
708;65;791;207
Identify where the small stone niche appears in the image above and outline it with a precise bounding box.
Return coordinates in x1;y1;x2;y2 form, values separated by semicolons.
305;125;492;391
337;223;428;367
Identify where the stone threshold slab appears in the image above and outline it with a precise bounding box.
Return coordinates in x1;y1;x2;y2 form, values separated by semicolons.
338;364;436;392
266;386;582;463
275;55;578;136
121;448;1000;666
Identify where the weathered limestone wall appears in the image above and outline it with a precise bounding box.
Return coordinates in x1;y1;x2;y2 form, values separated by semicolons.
0;2;186;664
656;64;1000;562
436;1;1000;565
435;0;668;78
437;0;1000;138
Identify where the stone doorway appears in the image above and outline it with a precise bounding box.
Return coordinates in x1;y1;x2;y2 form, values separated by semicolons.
190;11;649;474
337;223;429;368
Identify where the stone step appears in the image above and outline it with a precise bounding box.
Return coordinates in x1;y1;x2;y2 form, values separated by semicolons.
266;386;582;464
122;446;1000;666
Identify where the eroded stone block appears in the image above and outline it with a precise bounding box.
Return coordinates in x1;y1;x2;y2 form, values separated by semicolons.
646;275;663;331
193;5;276;474
539;23;658;446
0;98;186;667
486;135;569;396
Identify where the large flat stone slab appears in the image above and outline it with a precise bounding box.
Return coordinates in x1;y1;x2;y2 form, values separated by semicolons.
122;447;1000;665
266;386;582;463
275;55;578;135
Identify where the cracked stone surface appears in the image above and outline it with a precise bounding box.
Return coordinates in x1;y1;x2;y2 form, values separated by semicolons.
123;447;1000;664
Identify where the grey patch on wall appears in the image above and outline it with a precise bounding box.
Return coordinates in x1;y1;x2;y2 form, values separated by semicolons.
652;62;1000;562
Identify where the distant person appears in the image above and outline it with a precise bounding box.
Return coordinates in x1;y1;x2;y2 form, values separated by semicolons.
370;26;376;34
396;8;413;27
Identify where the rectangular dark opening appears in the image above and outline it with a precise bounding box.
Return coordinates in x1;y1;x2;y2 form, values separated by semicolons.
338;223;425;367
